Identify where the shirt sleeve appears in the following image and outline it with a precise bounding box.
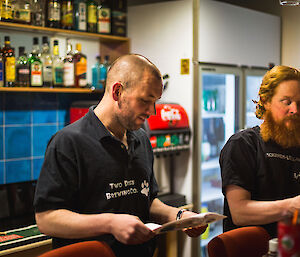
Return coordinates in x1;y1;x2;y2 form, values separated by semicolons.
34;133;79;213
220;133;258;195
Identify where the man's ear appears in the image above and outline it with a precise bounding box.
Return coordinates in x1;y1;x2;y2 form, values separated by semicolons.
112;83;122;101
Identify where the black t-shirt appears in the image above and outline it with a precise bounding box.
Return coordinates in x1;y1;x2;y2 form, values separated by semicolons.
34;106;159;257
220;126;300;238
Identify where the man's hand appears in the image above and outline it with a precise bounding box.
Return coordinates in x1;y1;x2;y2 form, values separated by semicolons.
110;214;155;245
181;211;208;237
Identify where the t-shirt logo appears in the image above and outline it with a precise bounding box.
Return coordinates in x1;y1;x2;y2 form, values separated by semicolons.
141;180;149;196
293;170;300;181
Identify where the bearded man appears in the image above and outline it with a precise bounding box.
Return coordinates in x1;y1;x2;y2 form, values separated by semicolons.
220;65;300;237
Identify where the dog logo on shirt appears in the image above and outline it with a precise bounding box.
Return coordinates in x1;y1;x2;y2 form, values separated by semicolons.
141;180;149;196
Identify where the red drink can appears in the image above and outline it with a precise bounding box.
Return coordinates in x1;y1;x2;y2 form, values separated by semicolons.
278;220;300;257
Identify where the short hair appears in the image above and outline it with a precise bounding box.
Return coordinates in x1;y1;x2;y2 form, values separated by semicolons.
105;54;162;93
255;65;300;119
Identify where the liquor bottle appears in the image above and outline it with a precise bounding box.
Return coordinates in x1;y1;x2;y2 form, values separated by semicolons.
63;39;75;87
28;37;43;87
31;0;45;26
111;0;127;36
61;0;74;30
97;0;111;34
13;0;31;24
0;43;3;87
2;36;15;87
87;0;97;33
16;46;30;87
91;55;101;89
73;43;87;87
0;0;13;22
74;0;87;31
40;36;53;87
99;54;109;88
46;0;61;28
52;40;64;87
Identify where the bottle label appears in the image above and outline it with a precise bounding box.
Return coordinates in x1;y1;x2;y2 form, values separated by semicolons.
97;8;111;33
5;57;16;82
75;57;87;87
54;67;63;85
31;62;42;86
14;9;31;23
18;68;30;74
88;5;97;23
62;2;73;26
43;64;53;82
2;1;13;19
78;2;86;30
63;62;74;86
0;62;3;87
48;2;61;21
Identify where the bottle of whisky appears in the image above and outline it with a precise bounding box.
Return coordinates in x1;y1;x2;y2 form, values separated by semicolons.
74;0;87;31
87;0;97;33
28;37;43;87
73;43;87;87
52;40;64;87
13;0;31;24
61;0;74;30
46;0;61;28
40;36;53;87
0;0;13;22
63;39;75;87
2;36;15;87
31;0;45;26
97;0;111;34
0;41;4;87
16;46;30;87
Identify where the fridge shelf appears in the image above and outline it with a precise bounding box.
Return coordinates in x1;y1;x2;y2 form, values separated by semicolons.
201;157;219;170
202;112;225;119
201;183;223;203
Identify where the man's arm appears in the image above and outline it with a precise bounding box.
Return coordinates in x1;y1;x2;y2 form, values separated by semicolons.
149;198;207;237
226;184;300;226
35;209;155;245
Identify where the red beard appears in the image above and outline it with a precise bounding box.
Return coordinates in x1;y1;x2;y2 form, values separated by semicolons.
260;111;300;148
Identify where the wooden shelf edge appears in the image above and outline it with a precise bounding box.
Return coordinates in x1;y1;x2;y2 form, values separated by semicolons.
0;21;129;42
0;87;104;94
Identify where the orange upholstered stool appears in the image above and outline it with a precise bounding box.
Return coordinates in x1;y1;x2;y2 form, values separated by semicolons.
207;226;270;257
38;240;116;257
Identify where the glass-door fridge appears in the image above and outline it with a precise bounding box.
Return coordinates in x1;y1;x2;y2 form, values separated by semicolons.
243;67;269;129
198;63;243;255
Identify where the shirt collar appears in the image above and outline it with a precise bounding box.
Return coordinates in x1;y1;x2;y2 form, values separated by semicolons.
87;106;140;147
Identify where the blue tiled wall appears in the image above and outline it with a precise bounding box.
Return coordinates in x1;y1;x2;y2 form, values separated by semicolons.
0;92;101;185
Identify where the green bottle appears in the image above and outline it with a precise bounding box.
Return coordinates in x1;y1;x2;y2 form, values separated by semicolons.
28;37;43;87
87;0;97;33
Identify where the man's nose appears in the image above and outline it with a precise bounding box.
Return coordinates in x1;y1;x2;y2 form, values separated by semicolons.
290;102;299;114
147;103;156;116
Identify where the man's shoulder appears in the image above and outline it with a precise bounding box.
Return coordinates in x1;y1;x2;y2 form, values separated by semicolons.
48;119;88;147
229;126;261;143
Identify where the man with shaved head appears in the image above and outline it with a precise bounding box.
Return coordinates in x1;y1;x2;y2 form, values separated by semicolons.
34;54;206;257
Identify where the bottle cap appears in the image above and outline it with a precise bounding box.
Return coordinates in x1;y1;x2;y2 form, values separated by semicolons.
76;43;82;52
53;40;58;46
42;36;48;44
33;37;39;45
4;36;10;42
19;46;25;56
269;238;278;252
